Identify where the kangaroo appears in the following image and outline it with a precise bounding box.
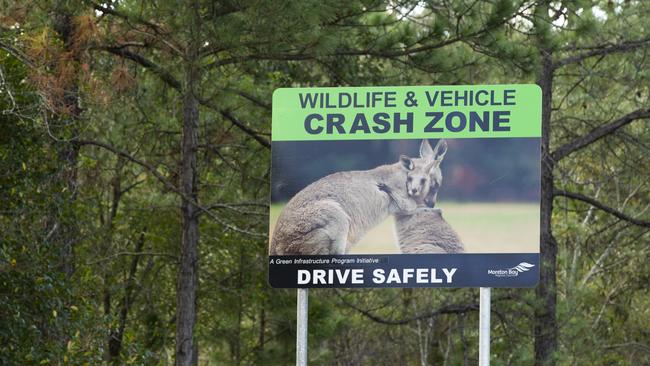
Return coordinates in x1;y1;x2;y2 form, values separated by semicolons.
396;139;447;208
386;139;465;254
270;154;426;255
394;208;464;253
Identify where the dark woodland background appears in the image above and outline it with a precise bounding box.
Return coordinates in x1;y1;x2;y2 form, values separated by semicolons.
271;138;541;202
1;1;649;365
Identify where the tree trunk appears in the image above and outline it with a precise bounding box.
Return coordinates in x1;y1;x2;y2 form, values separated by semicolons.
50;2;81;278
534;51;558;366
175;78;200;365
175;2;201;365
108;231;145;363
175;71;200;366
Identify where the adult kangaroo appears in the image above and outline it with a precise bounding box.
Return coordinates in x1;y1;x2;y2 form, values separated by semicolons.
270;155;424;255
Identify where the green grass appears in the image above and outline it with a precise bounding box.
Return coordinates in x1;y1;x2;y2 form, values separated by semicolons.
269;202;539;254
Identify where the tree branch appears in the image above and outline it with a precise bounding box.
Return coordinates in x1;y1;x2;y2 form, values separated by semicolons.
208;29;491;69
205;3;523;70
202;202;268;216
554;190;650;228
86;251;177;265
217;109;271;148
555;37;650;68
552;107;650;161
0;39;36;69
338;294;514;325
87;1;168;37
223;88;271;110
77;139;181;195
78;139;266;237
96;46;271;148
99;46;182;90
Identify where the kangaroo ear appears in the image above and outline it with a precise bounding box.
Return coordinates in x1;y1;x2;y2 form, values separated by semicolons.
432;139;448;162
419;139;434;159
425;159;438;174
399;155;414;171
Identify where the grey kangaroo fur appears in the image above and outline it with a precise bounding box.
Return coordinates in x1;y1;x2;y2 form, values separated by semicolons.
391;139;465;254
394;208;464;253
270;155;425;255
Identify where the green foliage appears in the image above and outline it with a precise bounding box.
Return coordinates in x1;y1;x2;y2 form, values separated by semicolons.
0;53;104;365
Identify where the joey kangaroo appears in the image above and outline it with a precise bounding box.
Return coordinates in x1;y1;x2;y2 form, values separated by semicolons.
270;154;426;255
394;207;464;253
388;139;465;254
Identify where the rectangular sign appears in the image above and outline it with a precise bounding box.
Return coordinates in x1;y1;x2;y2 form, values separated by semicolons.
269;85;541;288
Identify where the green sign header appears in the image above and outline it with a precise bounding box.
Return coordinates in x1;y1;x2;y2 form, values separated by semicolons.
272;85;541;141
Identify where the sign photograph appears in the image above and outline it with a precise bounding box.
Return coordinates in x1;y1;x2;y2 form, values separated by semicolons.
269;85;541;288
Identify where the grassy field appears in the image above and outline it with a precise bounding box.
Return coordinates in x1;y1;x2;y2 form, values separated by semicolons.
269;202;539;254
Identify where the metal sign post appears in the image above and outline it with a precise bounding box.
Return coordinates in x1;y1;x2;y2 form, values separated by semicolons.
479;287;491;366
296;288;308;366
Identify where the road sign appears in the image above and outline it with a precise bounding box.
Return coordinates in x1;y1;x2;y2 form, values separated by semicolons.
269;85;541;289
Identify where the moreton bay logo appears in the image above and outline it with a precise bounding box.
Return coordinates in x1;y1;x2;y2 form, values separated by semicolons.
487;262;535;277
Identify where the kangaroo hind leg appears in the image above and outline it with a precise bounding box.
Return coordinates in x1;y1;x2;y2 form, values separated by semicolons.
303;200;350;255
275;199;350;255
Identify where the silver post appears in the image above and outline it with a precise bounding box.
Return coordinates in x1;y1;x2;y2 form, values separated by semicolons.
479;287;491;366
296;288;308;366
